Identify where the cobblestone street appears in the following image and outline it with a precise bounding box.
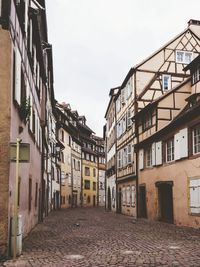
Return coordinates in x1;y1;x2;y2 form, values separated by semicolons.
1;207;200;267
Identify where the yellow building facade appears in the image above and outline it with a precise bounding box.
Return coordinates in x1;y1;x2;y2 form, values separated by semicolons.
82;159;98;206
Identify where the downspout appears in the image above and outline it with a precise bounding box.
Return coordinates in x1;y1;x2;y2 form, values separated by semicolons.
71;150;73;208
134;73;139;218
97;155;99;207
114;99;118;213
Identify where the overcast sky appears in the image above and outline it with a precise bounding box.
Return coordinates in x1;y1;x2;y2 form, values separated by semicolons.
45;0;200;136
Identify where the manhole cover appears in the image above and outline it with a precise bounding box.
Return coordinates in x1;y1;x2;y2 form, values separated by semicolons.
64;254;84;260
121;250;134;255
169;246;180;250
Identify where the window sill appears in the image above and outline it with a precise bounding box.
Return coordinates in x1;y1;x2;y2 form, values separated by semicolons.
190;212;200;217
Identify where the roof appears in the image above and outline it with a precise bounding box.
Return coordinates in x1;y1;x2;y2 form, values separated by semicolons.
104;87;120;118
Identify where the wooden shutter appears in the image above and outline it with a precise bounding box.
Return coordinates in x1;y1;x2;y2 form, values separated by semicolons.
15;47;21;105
152;143;156;166
179;128;188;158
189;179;200;214
139;149;144;170
174;132;180;160
156;141;162;165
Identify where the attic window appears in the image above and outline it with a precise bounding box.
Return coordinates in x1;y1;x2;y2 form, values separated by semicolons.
192;64;200;85
162;75;171;91
176;51;193;64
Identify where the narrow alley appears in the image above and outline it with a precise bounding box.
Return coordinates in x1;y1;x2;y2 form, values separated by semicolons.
1;207;200;267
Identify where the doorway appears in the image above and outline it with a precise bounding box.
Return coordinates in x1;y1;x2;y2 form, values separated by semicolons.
118;188;122;213
158;183;173;223
107;187;111;211
139;185;147;218
93;195;96;206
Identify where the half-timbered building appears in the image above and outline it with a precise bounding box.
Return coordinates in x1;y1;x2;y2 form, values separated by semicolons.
105;88;119;212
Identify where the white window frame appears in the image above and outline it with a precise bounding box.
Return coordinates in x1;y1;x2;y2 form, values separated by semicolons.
121;89;125;105
176;50;193;64
166;138;174;162
131;185;135;207
126;186;130;206
193;125;200;155
146;147;152;167
192;65;200;84
127;144;132;164
127;109;132;127
116;96;121;113
118;150;122;169
123;147;127;167
162;74;171;91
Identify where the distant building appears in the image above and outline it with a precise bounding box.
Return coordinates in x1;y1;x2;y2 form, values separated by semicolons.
78;117;98;207
104;88;118;212
92;135;106;207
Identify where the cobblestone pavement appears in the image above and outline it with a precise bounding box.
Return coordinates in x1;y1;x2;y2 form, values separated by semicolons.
1;207;200;267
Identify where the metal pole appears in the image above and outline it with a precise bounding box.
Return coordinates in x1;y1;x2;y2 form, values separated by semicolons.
13;138;20;259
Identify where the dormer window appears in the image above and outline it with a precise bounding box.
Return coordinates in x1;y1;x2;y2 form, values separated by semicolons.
176;51;193;64
192;64;200;85
142;112;152;131
162;75;171;91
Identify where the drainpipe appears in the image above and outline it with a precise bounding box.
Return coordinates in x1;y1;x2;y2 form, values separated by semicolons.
114;99;118;213
134;73;139;218
97;156;99;207
71;151;74;208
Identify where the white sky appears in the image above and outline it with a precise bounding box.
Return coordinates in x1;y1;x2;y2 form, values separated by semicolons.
46;0;200;136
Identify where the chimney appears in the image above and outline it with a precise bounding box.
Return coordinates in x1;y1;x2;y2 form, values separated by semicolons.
188;19;200;26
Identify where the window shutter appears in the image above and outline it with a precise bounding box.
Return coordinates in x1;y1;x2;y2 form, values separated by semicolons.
152;143;156;166
15;47;21;105
139;149;144;170
174;133;180;160
190;179;200;214
156;141;162;165
179;128;188;158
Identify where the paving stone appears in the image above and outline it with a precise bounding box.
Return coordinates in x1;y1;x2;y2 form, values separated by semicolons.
1;207;200;266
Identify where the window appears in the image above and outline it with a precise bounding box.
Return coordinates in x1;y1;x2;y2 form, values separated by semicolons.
189;178;200;214
121;89;125;105
93;182;96;191
127;144;132;164
116;96;121;113
127;186;130;206
117;150;122;168
85;180;90;189
192;65;200;85
131;185;135;207
142;113;152;131
176;51;193;64
146;147;152;167
61;152;64;163
73;159;76;169
166;138;174;162
86;153;89;160
127;109;132;127
122;187;126;206
123;147;127;167
162;75;171;91
93;168;96;177
77;161;80;171
193;125;200;154
61;130;64;142
126;79;132;99
85;167;90;176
